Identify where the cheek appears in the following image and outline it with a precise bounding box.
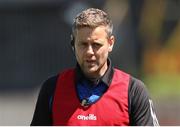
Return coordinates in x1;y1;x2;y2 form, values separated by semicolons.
97;48;109;59
75;48;84;62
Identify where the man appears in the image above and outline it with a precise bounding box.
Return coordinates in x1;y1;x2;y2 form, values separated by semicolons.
31;8;159;126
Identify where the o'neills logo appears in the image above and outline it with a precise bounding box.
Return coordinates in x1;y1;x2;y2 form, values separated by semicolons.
77;114;97;120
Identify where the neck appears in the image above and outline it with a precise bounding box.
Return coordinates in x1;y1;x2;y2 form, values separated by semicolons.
85;61;108;80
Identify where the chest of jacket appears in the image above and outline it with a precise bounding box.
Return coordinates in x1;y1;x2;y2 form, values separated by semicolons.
52;68;130;126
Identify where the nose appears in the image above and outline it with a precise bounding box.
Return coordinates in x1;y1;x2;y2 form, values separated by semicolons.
86;45;94;55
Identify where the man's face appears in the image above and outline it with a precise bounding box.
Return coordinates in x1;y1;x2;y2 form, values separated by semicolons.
74;26;114;78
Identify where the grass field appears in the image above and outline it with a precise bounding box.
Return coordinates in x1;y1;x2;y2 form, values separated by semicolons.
144;73;180;98
143;73;180;125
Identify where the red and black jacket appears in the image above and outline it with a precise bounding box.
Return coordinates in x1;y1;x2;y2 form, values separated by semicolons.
31;65;159;126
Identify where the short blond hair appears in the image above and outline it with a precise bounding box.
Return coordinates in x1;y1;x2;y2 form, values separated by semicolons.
72;8;113;38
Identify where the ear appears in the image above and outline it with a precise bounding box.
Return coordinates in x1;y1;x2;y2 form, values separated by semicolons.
70;34;75;47
108;35;115;52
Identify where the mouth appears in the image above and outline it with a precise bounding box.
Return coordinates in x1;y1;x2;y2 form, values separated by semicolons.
85;60;96;65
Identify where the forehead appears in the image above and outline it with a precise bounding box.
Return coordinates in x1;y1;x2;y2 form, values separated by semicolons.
75;26;108;39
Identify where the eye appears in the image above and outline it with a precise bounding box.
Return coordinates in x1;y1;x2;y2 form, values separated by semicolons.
93;43;102;48
78;42;88;48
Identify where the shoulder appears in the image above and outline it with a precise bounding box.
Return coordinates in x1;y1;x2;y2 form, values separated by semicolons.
113;68;130;83
43;75;59;86
58;68;75;78
39;75;59;97
113;68;147;94
128;76;149;97
40;68;75;94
